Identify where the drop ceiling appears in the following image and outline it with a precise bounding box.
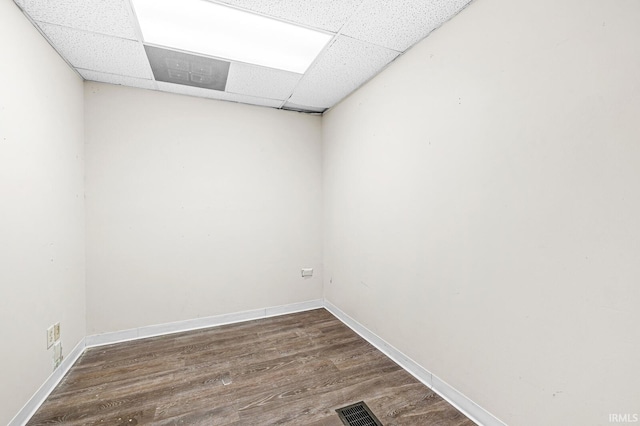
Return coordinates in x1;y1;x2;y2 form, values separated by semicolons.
14;0;472;114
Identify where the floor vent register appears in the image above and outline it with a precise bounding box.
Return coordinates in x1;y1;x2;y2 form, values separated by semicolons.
335;401;383;426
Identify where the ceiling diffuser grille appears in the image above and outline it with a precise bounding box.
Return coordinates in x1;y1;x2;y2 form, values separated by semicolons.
145;45;230;91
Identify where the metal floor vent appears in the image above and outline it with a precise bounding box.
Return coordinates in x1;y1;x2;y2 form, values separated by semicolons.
336;401;383;426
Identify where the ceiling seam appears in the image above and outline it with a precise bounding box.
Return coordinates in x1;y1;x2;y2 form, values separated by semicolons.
127;0;157;89
12;6;83;80
278;0;370;111
203;0;336;34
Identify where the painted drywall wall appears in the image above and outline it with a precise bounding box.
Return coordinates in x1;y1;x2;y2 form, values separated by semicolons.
84;83;323;334
322;0;640;425
0;1;86;424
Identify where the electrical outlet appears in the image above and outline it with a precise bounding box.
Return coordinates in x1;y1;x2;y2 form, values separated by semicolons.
53;341;63;369
53;322;61;342
301;268;313;277
46;325;55;349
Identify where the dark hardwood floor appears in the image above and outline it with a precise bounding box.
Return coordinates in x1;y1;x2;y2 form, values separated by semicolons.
28;309;475;425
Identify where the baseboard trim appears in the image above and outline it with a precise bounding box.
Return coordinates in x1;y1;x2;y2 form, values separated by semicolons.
85;299;324;348
10;300;323;425
431;374;506;426
11;298;503;426
323;299;507;426
9;338;86;426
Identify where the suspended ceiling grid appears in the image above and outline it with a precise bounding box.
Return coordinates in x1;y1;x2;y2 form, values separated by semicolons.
14;0;472;113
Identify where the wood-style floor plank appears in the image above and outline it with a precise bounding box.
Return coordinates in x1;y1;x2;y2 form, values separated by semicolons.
27;309;475;426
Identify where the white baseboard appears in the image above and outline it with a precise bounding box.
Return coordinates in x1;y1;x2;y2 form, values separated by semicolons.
322;300;433;388
11;300;322;425
85;299;324;348
323;299;507;426
9;338;86;426
11;298;504;426
265;299;323;318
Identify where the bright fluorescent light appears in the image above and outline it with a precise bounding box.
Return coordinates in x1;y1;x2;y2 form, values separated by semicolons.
131;0;333;74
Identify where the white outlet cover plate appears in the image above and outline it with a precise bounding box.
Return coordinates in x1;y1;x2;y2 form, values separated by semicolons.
46;325;55;349
301;268;313;277
53;341;63;369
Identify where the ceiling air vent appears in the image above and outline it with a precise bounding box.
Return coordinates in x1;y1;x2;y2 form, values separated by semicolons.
145;45;230;91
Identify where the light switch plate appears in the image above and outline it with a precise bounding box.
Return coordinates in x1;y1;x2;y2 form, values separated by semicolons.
301;268;313;277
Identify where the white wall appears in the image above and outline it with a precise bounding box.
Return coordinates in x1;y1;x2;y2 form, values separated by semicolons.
0;1;86;424
4;0;639;423
322;0;640;425
84;83;323;334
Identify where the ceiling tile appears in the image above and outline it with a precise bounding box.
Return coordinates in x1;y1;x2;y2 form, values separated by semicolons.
155;82;283;108
222;93;284;109
283;102;326;113
226;63;302;100
78;69;157;90
37;22;152;79
16;0;137;39
15;0;470;112
215;0;363;32
288;35;399;109
342;0;472;51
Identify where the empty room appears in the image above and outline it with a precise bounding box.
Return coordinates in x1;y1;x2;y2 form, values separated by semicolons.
1;0;638;425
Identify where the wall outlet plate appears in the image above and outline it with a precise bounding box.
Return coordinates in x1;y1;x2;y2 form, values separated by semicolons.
53;322;61;342
301;268;313;277
53;341;63;369
46;325;55;349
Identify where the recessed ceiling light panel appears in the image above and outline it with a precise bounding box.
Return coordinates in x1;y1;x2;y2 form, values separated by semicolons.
131;0;333;74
